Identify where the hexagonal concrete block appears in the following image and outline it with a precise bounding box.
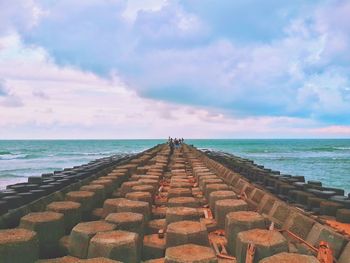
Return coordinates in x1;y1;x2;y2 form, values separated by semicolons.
143;234;166;260
103;198;127;217
225;211;266;256
166;220;209;248
0;228;39;263
204;184;229;200
236;229;288;263
126;191;153;208
120;181;142;196
215;199;248;228
131;185;155;196
117;199;151;221
47;201;82;233
165;244;218;263
167;197;199;208
87;230;140;263
80;184;106;206
165;207;200;225
147;219;166;234
65;191;96;215
167;188;192;199
69;221;116;259
105;212;144;237
209;190;237;211
259;252;319;263
19;211;65;258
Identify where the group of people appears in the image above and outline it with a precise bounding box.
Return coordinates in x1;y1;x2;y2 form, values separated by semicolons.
168;137;184;151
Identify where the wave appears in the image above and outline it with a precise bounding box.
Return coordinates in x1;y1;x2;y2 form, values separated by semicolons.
307;146;350;152
0;151;12;155
333;147;350;150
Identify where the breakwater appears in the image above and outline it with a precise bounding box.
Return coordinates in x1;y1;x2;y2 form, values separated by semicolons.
0;144;349;262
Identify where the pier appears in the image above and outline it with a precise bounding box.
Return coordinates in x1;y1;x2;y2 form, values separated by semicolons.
0;143;349;262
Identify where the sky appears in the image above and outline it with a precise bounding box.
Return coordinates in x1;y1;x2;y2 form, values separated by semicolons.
0;0;350;139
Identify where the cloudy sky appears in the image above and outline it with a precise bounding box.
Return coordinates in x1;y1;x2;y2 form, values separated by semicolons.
1;0;350;139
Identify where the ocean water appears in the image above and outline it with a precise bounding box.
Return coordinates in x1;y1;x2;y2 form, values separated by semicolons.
0;140;164;189
1;139;350;194
188;139;350;195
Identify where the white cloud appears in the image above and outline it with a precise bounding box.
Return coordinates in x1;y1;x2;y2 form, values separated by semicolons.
0;0;46;34
2;33;347;138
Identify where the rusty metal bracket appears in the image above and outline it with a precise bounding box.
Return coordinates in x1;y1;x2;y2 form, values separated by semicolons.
245;243;256;263
317;241;334;263
279;229;318;252
204;208;213;219
210;238;235;260
158;229;165;239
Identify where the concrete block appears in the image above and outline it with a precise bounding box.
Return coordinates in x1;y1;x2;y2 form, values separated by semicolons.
165;207;200;225
209;190;237;211
103;198;127;217
259;252;318;263
165;244;217;263
147;219;166;234
204;184;229;199
90;179;114;195
306;223;347;258
80;184;106;205
69;221;116;259
20;211;65;258
126;191;153;208
214;199;248;228
166;220;209;248
87;230;140;263
283;213;315;240
35;256;79;262
47;201;82;233
167;188;192;199
339;241;350;263
131;185;155;196
225;211;266;256
120;181;142;196
138;179;159;190
0;228;39;263
105;212;144;236
117;199;151;221
65;191;96;216
80;258;122;262
143;234;166;260
236;229;288;263
167;197;199;208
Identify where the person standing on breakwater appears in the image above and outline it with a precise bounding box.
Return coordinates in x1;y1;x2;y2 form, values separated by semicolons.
168;137;174;153
174;138;180;149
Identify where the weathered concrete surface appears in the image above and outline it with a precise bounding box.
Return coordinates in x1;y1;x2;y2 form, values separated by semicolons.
143;234;166;260
166;220;209;248
215;199;248;228
46;201;82;233
236;229;288;263
0;228;39;263
68;221;116;259
87;230;140;263
19;211;65;258
225;211;266;256
165;207;200;225
105;212;144;236
165;244;218;263
306;223;347;258
167;197;199;208
209;190;237;211
259;252;319;263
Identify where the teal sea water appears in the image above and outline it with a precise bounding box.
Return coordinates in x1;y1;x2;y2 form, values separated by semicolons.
1;139;350;194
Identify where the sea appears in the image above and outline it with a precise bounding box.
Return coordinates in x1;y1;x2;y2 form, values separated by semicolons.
1;139;350;194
